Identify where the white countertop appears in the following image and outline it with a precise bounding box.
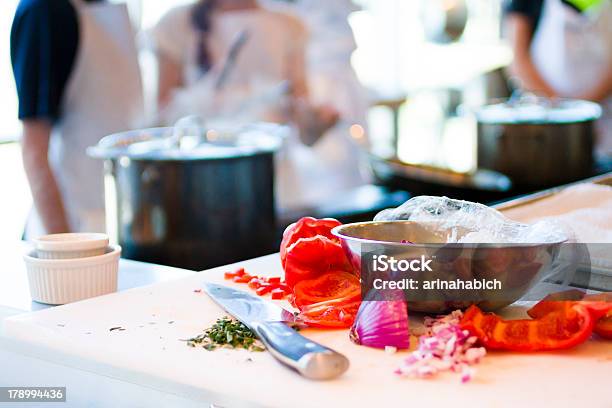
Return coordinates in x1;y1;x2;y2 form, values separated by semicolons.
1;252;611;408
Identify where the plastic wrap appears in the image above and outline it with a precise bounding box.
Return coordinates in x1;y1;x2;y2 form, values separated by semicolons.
374;196;569;244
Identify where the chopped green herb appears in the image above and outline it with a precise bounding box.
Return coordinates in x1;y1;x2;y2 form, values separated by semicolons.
184;317;265;352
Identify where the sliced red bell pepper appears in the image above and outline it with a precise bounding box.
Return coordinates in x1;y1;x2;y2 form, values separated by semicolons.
223;266;293;300
224;267;246;280
460;302;608;351
292;271;361;308
271;288;286;300
585;293;612;339
278;217;363;328
280;217;342;267
594;315;612;339
528;291;612;340
280;217;354;288
526;290;586;318
255;285;272;296
283;235;353;288
298;300;361;328
232;274;252;284
247;277;261;289
267;277;281;285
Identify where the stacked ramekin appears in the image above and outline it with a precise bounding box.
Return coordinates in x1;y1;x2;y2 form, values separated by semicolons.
24;233;121;305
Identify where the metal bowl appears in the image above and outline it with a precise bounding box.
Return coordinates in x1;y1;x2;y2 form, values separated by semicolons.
332;221;566;313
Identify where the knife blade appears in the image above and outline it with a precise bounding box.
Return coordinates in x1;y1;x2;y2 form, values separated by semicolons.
203;283;349;380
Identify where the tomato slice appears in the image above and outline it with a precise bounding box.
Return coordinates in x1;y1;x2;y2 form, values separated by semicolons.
298;300;361;328
293;271;361;308
461;303;598;351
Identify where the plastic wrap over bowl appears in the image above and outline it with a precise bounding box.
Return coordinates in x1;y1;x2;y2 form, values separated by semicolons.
332;196;570;313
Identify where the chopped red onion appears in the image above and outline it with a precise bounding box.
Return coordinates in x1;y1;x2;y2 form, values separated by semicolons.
396;310;486;384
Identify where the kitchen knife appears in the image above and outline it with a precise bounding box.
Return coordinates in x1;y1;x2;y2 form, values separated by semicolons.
203;283;349;380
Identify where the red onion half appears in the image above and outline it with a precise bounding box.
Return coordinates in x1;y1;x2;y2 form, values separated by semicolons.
349;298;410;349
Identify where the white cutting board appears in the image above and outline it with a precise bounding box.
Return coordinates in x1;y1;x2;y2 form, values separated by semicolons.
2;254;611;408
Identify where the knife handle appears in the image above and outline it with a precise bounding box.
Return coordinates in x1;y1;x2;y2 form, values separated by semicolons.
253;321;349;380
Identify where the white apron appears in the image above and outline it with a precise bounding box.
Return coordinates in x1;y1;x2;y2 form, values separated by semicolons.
530;0;612;155
283;0;371;210
27;0;143;237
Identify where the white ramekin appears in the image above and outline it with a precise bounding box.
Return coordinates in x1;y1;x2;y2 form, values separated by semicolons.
33;233;109;259
24;245;121;305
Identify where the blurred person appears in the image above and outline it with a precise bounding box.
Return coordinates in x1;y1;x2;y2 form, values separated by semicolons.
505;0;612;155
153;0;316;123
11;0;143;236
263;0;369;124
263;0;372;203
150;0;368;210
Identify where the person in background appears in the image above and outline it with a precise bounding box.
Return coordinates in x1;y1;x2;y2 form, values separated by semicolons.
505;0;612;155
153;0;325;123
262;0;372;206
11;0;143;237
151;0;367;210
263;0;369;126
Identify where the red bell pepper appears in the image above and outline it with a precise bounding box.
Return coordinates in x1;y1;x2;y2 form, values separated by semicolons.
461;300;612;351
298;299;361;328
280;217;353;288
280;217;342;266
528;290;612;340
292;271;361;308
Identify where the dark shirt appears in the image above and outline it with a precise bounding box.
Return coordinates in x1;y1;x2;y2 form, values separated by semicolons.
505;0;545;31
11;0;80;123
505;0;580;33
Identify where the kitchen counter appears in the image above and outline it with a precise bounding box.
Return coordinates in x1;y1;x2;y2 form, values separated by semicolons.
2;176;612;407
1;253;611;408
0;241;194;320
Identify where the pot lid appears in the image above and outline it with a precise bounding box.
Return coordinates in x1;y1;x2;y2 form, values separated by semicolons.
88;123;285;161
476;97;602;124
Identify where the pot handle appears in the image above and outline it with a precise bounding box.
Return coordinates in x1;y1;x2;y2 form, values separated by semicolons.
172;115;207;149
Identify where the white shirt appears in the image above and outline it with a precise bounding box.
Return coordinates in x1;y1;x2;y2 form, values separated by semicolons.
150;5;307;91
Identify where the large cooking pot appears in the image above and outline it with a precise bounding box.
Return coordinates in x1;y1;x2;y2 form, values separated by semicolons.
88;123;285;270
476;97;602;189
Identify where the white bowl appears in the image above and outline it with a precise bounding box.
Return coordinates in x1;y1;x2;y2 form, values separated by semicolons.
33;233;109;259
24;245;121;305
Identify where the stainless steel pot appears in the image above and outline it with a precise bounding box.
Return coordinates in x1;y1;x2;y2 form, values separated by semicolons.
88;123;285;270
476;97;602;188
